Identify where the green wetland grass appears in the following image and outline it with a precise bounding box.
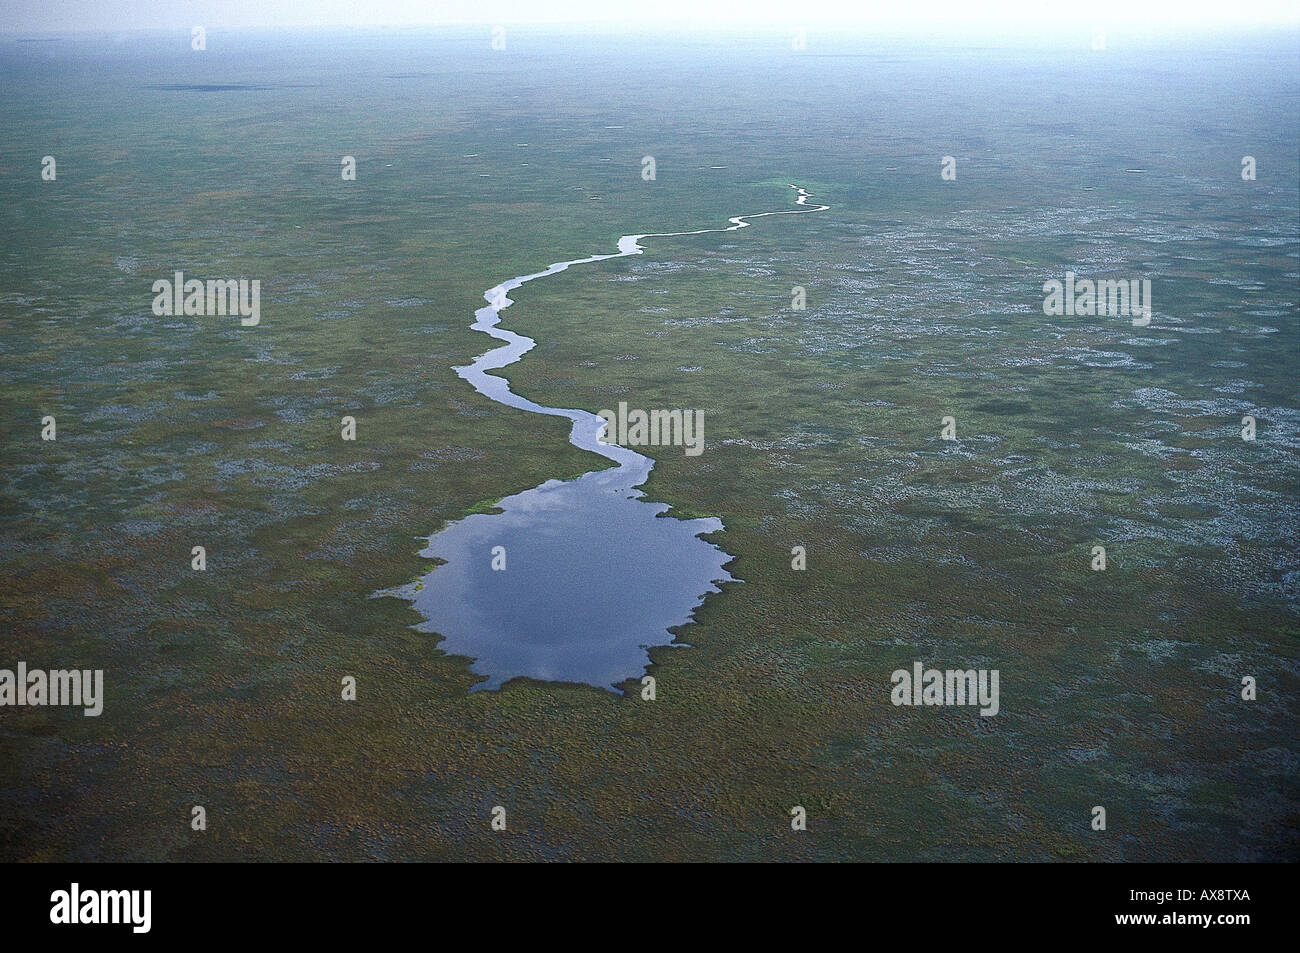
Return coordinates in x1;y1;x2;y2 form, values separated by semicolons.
0;28;1296;861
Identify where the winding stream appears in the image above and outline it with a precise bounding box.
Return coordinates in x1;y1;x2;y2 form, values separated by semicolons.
391;185;829;691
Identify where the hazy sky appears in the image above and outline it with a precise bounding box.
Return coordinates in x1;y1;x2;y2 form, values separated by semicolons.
3;0;1298;33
